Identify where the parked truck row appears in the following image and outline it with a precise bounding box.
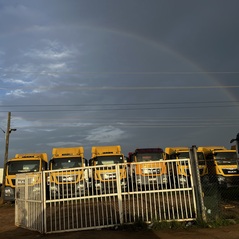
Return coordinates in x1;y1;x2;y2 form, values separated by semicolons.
2;144;239;201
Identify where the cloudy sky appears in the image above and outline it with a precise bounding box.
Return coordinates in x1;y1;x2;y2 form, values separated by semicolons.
0;0;239;165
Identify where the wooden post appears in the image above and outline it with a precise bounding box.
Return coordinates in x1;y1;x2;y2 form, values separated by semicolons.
0;112;11;204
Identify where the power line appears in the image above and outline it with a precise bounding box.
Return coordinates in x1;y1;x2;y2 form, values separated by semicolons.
1;71;239;75
0;100;239;107
10;122;239;129
1;85;239;91
0;104;239;113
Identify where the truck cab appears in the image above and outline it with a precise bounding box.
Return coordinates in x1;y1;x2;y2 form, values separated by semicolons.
165;147;208;187
5;153;48;201
89;145;127;193
198;146;239;188
128;148;168;189
48;147;87;199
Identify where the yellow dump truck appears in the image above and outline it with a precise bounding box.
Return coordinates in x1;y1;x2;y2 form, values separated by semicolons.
165;147;208;187
128;148;168;189
48;147;87;199
5;153;48;201
89;145;127;193
198;146;239;188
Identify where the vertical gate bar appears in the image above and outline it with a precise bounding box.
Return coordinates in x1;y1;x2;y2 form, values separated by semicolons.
67;200;70;229
76;199;79;229
140;191;144;220
166;190;171;220
170;160;178;220
78;198;82;228
95;197;98;227
53;201;56;232
97;194;100;226
148;191;152;220
133;166;137;221
89;196;93;227
153;189;157;219
94;196;97;227
116;164;123;224
157;176;162;221
100;195;104;226
25;174;28;228
178;188;183;219
170;187;175;220
183;188;188;219
186;158;193;218
111;193;116;224
42;171;47;233
145;191;149;221
190;146;206;222
71;199;74;229
161;190;167;220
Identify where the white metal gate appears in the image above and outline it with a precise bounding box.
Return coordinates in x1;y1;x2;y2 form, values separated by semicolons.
15;172;44;232
15;159;197;234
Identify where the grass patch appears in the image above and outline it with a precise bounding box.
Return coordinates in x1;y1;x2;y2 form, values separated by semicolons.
116;217;149;231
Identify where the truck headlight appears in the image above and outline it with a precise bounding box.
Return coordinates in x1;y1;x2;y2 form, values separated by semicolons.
77;182;85;189
50;184;58;192
101;173;116;180
162;176;168;183
5;187;14;197
179;176;187;183
32;185;41;192
47;176;50;185
121;180;127;186
217;176;226;182
142;168;150;174
95;182;102;188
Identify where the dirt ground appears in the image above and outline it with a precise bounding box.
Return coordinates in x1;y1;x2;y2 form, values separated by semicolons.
1;203;239;239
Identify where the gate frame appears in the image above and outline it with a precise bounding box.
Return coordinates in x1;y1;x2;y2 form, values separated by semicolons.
15;150;204;234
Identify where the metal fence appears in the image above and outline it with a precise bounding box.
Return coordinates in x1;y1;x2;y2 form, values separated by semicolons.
15;158;198;234
201;180;239;223
15;172;44;232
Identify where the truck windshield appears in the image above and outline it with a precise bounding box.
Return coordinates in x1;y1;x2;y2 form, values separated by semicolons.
51;157;82;169
136;153;164;162
8;160;40;175
214;152;238;165
197;152;206;165
95;155;124;165
177;152;189;159
174;152;189;165
178;152;206;166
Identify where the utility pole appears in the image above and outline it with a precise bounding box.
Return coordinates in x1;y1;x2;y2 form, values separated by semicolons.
230;133;239;157
0;112;14;204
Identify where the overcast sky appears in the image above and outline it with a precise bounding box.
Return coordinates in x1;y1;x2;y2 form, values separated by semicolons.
0;0;239;165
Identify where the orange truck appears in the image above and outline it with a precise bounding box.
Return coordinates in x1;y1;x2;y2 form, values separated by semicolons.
5;153;48;201
165;147;208;187
128;148;168;189
198;146;239;188
48;147;87;199
89;145;127;193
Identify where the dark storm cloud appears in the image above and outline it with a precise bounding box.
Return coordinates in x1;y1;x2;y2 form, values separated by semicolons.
29;0;239;69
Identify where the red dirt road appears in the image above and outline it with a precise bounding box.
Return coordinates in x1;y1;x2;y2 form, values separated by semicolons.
1;203;239;239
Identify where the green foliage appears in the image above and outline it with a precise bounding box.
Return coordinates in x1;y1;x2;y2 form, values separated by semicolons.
144;219;188;230
194;218;210;228
116;217;148;231
149;220;170;230
116;213;239;232
117;218;190;231
208;218;236;228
